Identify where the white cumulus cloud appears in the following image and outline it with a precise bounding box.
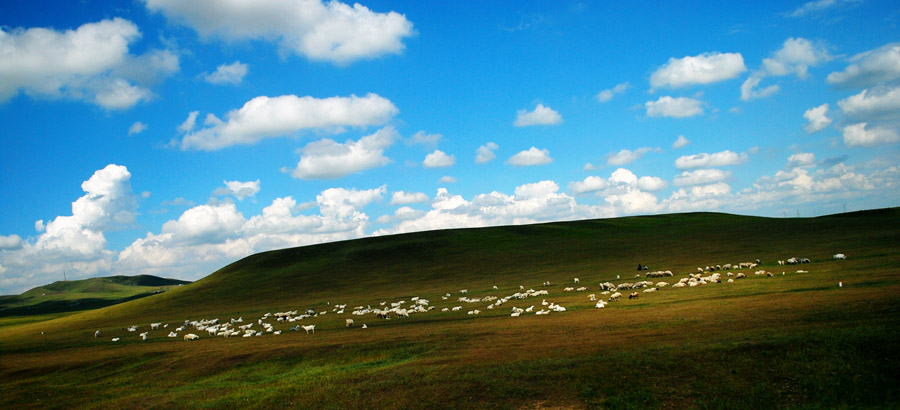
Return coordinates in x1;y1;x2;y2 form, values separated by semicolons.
390;191;428;205
645;96;704;118
476;142;499;164
0;18;178;109
143;0;415;65
827;42;900;88
507;147;553;167
742;37;831;101
842;123;900;147
650;52;746;89
673;135;690;149
205;61;248;85
788;153;817;167
569;176;609;195
675;150;749;169
514;104;562;127
180;93;398;150
423;150;456;168
803;104;832;134
290;126;396;179
213;179;261;200
606;147;658;166
838;85;900;122
674;169;731;186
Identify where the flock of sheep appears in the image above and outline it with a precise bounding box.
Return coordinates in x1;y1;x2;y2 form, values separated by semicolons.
96;254;844;343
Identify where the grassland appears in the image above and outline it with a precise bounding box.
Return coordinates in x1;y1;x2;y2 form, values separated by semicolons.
0;275;189;327
1;209;899;409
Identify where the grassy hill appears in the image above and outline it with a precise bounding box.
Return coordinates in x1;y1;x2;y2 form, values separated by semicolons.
2;209;899;409
0;275;190;320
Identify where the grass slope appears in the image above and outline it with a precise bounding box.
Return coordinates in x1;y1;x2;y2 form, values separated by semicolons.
2;209;899;409
0;275;190;320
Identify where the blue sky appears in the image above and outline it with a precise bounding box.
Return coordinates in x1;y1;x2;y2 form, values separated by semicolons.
1;0;899;293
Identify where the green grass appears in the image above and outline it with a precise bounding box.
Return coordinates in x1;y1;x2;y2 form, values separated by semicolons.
1;209;899;409
0;275;189;320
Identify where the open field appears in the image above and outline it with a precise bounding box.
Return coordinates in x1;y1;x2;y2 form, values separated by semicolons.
0;275;190;327
2;210;899;409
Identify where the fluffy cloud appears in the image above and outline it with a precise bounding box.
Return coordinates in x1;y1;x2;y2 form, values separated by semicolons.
0;235;23;250
674;169;731;186
439;176;457;184
762;38;831;78
675;150;749;169
180;93;398;150
514;104;562;127
597;82;630;102
204;61;248;85
838;86;900;122
143;0;414;65
290;126;396;179
423;150;456;168
827;42;900;88
118;186;386;281
390;191;428;205
507;147;553;166
213;179;261;200
742;37;831;101
128;121;148;135
178;111;199;134
569;176;608;195
650;52;746;89
788;153;817;167
476;142;499;164
606;147;658;166
842;123;900;147
740;76;780;100
803;104;832;134
645;96;704;118
0;165;136;293
673;135;690;149
0;18;177;109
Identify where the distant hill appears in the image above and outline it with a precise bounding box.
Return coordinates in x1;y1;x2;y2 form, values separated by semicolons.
0;275;190;318
37;207;900;328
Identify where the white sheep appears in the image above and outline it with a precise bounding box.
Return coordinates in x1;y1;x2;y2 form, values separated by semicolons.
595;300;606;308
834;253;846;260
460;289;468;295
574;278;580;284
301;325;315;334
168;331;178;338
346;319;354;327
139;332;148;341
588;293;597;301
184;333;199;341
111;337;120;342
94;330;101;338
150;323;161;330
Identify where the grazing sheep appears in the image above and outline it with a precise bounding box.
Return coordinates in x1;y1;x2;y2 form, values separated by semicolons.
361;324;368;329
834;253;846;260
609;292;622;302
150;323;161;330
94;330;100;338
595;300;606;308
735;272;746;279
139;332;148;341
301;325;315;334
111;338;120;342
345;319;354;327
588;293;597;301
629;292;640;299
184;334;199;341
574;278;580;284
168;332;178;338
563;287;575;292
839;282;842;288
460;289;468;295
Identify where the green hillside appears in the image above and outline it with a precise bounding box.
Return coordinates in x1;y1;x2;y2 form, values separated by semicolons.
2;209;899;409
0;275;190;320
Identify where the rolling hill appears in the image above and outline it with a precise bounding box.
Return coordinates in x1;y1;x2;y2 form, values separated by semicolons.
1;209;898;409
0;275;190;319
